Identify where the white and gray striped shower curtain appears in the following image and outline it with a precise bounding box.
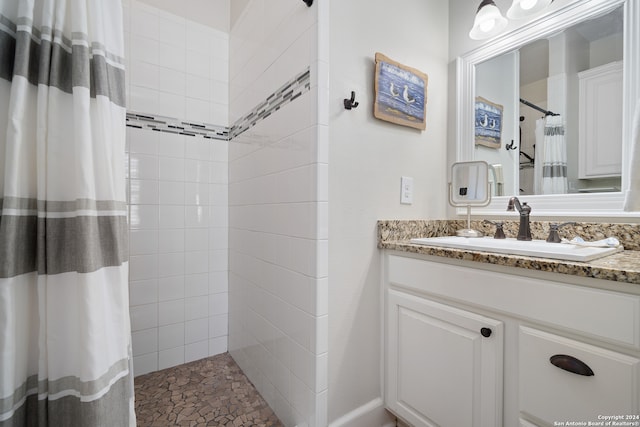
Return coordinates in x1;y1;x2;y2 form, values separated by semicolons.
0;0;135;425
534;115;568;194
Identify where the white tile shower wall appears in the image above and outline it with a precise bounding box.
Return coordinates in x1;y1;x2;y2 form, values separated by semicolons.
128;127;230;375
123;0;230;377
229;1;317;125
124;0;229;126
228;1;327;426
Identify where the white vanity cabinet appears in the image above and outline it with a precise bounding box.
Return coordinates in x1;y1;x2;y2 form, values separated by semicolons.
383;252;640;427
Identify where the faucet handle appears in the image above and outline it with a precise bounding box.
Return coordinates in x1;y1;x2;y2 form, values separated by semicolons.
546;222;576;243
483;220;506;239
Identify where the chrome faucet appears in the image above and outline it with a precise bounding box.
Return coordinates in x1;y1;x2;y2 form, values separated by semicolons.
507;197;532;241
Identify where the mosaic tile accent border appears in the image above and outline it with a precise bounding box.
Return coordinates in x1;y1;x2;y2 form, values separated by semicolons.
126;67;312;142
229;67;311;139
126;112;230;140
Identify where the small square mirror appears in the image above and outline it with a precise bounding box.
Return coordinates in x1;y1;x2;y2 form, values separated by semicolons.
450;161;491;206
449;161;491;237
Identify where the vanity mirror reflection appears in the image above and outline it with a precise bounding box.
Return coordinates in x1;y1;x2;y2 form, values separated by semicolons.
456;0;639;216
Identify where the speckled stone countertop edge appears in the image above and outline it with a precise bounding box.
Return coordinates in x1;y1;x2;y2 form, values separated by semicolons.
378;220;640;286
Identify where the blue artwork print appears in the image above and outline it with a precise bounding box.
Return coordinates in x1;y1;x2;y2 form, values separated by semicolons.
374;53;428;130
475;97;503;148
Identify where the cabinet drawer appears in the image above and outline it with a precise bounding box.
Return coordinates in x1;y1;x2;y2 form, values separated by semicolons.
519;326;640;425
386;255;640;348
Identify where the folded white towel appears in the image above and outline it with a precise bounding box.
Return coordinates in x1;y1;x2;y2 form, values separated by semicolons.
561;236;621;248
623;97;640;211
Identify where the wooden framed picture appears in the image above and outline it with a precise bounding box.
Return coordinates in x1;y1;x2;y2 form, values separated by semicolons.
373;52;428;131
475;96;503;148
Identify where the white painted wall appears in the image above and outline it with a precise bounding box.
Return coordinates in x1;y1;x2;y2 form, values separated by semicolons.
590;33;624;68
328;0;449;425
122;0;231;376
228;2;328;426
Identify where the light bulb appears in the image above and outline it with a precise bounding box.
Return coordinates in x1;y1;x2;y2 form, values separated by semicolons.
469;0;508;40
507;0;552;19
480;19;496;32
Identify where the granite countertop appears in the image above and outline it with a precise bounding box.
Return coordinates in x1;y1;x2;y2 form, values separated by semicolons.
378;220;640;285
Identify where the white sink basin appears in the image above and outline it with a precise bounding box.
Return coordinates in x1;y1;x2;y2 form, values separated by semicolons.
409;236;623;262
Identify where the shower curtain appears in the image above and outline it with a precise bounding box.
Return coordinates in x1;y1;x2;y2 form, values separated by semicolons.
0;1;135;426
534;115;568;194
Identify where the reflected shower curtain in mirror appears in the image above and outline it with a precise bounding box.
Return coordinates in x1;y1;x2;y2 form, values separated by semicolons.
0;0;135;426
534;115;568;194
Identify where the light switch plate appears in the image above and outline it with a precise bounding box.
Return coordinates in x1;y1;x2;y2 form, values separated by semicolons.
400;176;413;204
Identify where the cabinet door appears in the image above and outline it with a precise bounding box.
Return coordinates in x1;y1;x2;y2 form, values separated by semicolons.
578;61;623;179
386;290;503;427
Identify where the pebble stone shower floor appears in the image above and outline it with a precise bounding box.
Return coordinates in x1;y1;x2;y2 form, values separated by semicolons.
134;352;284;427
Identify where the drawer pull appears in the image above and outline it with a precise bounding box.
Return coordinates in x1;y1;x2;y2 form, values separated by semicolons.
480;327;492;337
550;354;594;376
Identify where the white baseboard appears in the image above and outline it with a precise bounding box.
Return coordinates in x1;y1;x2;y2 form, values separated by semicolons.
328;397;396;427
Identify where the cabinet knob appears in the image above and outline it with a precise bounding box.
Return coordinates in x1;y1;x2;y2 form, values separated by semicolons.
480;327;492;337
550;354;594;376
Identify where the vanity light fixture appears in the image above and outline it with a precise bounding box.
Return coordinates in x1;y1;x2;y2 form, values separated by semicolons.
469;0;554;40
506;0;553;19
469;0;508;40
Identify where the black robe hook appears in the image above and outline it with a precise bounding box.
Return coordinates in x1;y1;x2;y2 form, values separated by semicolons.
302;0;313;7
344;91;359;110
